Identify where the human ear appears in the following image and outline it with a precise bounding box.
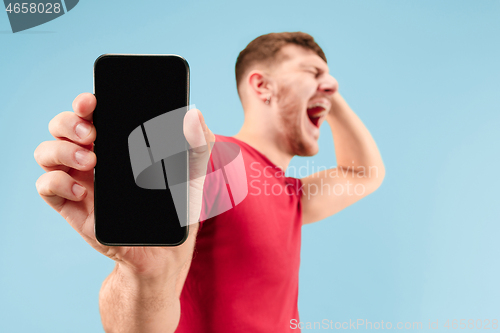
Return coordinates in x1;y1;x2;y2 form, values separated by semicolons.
247;70;274;104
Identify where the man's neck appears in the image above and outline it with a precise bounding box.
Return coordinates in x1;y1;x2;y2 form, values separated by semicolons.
233;124;293;171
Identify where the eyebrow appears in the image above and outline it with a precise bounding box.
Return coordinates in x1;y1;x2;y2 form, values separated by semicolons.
298;62;328;73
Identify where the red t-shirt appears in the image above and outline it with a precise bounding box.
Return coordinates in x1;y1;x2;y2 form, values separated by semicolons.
176;135;304;332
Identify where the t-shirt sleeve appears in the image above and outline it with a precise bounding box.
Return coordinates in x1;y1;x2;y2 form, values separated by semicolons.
197;138;247;231
198;141;234;230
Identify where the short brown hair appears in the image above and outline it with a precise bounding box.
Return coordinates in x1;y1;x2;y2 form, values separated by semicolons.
235;32;327;92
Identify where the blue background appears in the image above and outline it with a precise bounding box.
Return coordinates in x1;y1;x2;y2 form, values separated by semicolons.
1;0;499;331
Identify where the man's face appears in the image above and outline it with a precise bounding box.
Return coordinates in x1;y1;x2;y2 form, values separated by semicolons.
270;45;338;156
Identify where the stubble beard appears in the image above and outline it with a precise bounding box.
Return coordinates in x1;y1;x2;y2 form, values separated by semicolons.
275;82;317;157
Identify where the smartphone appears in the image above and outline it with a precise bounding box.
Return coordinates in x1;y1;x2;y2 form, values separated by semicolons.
93;54;189;246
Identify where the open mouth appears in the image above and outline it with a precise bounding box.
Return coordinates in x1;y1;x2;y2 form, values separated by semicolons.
307;104;327;128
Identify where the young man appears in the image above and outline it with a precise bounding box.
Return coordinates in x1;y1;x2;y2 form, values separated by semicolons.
34;32;385;332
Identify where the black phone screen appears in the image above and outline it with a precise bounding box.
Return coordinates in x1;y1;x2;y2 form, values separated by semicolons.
93;54;189;246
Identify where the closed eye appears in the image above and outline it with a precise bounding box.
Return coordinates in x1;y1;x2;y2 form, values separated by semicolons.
306;69;321;77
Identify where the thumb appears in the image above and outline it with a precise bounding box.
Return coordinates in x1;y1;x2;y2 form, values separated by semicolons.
183;109;214;153
183;109;215;225
183;109;215;180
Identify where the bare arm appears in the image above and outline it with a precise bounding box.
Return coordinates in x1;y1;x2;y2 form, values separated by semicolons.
301;92;385;224
100;224;198;333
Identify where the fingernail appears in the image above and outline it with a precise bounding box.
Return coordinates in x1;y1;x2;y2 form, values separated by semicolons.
75;122;91;139
75;150;90;165
72;183;86;197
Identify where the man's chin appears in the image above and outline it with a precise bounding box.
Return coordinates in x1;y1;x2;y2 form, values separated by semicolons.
296;149;319;157
294;140;319;157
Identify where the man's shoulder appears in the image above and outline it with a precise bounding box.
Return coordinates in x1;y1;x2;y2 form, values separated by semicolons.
210;135;245;166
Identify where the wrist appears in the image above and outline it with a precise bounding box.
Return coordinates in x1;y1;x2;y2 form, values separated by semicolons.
100;264;181;333
114;262;179;298
327;92;347;122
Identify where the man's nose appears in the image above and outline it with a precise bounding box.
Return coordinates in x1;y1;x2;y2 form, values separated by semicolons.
318;74;338;95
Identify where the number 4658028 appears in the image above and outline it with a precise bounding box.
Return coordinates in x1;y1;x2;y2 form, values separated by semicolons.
5;3;61;14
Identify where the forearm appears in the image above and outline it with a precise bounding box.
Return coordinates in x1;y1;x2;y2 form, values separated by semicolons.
99;263;181;333
327;92;385;180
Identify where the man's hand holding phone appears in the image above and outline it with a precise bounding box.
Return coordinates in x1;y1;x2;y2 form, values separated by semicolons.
34;92;215;332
